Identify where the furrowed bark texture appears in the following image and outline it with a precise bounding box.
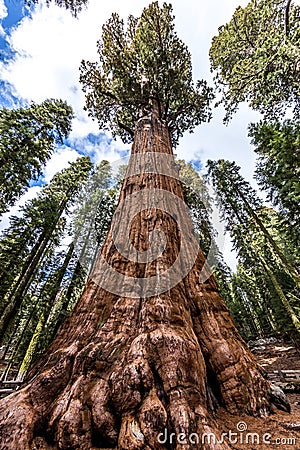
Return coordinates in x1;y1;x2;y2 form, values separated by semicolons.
0;109;271;450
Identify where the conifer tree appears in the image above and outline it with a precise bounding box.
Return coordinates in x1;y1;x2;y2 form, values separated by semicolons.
0;156;92;340
249;119;300;233
15;242;76;382
207;159;300;287
0;225;66;381
229;263;276;340
1;161;117;382
209;0;300;121
177;159;214;258
51;160;117;339
207;159;300;335
0;99;73;215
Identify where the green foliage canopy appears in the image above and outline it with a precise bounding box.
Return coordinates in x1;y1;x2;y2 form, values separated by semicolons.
210;0;300;121
249;120;300;230
206;159;262;233
80;2;214;145
0;99;73;215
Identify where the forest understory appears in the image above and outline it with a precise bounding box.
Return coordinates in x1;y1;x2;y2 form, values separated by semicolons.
217;339;300;450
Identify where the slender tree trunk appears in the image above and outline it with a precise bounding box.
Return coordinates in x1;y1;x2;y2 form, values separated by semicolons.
16;243;76;382
50;260;86;341
0;262;57;369
0;241;28;314
239;273;276;337
16;315;45;383
242;293;264;338
0;108;272;449
259;254;300;333
0;195;75;339
231;180;300;287
0;232;51;339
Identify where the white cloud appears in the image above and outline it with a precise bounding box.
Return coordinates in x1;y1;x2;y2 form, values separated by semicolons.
0;0;142;111
0;0;7;35
0;185;41;231
1;2;95;104
0;0;7;19
42;135;130;183
0;0;145;148
42;145;82;183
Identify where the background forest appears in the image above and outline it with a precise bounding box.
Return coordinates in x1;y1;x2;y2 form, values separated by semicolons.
0;0;299;389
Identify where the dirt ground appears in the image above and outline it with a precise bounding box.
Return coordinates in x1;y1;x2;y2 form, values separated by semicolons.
1;339;300;449
215;339;300;449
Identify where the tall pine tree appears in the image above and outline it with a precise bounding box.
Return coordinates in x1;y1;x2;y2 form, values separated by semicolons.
0;156;92;341
0;99;73;215
207;159;300;335
249;119;300;234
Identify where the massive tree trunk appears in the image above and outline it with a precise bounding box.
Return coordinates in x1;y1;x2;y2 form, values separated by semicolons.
0;108;271;449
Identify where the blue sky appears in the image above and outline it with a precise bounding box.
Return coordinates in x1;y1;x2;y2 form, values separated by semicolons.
2;0;25;28
0;1;25;48
0;1;26;105
0;0;268;267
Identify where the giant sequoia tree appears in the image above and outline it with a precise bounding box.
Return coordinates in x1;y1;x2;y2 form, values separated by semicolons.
0;3;281;449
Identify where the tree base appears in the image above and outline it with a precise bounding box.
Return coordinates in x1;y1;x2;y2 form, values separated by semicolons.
0;272;273;450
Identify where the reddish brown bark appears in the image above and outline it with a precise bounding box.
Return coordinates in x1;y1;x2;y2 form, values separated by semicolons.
0;108;271;449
